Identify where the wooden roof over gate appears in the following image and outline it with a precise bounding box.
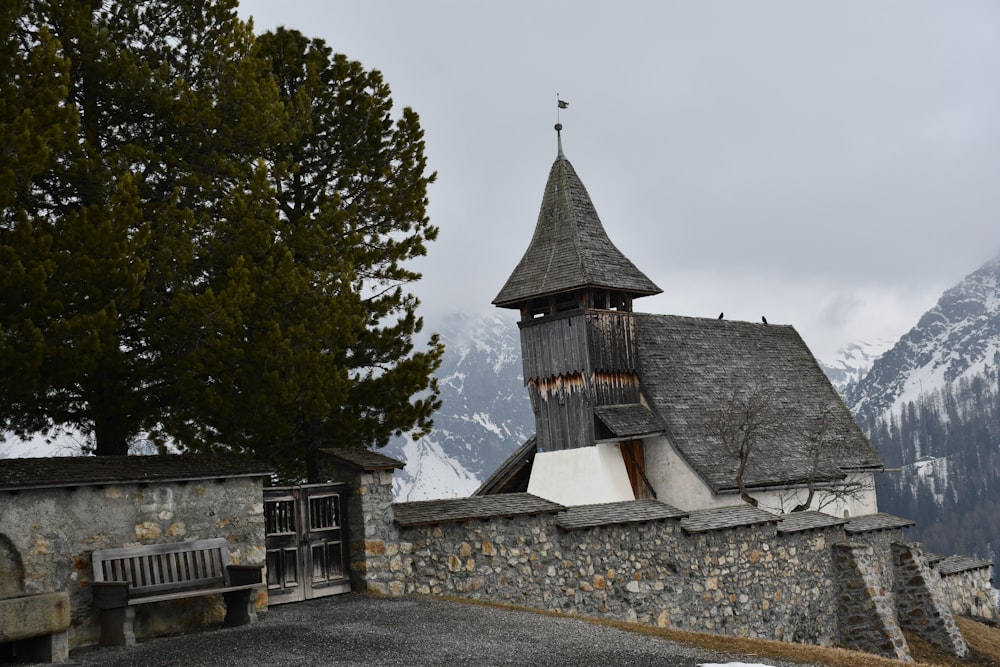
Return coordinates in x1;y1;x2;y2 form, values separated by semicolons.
0;455;273;492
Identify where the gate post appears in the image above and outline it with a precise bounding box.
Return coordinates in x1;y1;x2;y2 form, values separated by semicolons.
319;449;405;596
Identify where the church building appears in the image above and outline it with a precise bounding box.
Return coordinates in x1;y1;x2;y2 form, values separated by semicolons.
479;124;883;517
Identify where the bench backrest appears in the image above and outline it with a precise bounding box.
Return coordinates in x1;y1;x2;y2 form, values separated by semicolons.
92;538;232;596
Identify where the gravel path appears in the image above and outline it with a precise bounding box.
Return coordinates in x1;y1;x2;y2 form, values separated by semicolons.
61;594;820;667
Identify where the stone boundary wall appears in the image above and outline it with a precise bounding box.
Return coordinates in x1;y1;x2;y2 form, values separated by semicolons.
832;542;910;660
936;561;996;620
335;461;995;661
397;513;845;644
0;479;265;648
892;542;967;658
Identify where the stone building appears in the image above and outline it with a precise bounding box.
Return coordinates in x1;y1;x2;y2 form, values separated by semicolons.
0;455;271;652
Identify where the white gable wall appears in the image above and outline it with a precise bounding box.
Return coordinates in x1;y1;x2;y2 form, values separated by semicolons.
642;435;879;516
527;443;635;506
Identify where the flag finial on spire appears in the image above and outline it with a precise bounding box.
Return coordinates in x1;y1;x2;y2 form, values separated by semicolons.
555;95;568;157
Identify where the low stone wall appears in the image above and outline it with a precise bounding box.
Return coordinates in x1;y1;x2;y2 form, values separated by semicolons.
397;512;845;644
328;455;995;661
934;556;996;620
0;478;265;648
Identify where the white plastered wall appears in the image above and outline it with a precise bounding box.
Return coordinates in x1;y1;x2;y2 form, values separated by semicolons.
642;435;879;517
527;443;635;506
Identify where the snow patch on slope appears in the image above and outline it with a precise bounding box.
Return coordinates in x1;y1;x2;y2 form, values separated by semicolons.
391;433;482;501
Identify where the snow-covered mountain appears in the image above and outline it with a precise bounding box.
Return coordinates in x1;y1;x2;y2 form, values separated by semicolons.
382;311;533;501
820;338;894;394
843;255;1000;561
847;257;1000;422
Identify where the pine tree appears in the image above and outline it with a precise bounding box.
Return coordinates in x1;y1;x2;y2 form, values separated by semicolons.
240;28;445;481
2;0;285;454
3;6;443;479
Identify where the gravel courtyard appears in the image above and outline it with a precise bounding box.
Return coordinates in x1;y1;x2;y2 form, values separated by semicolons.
61;593;819;667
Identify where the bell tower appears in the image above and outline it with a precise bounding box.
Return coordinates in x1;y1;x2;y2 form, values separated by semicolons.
493;124;662;465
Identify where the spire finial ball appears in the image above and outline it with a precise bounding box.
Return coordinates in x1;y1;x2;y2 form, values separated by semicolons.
554;123;562;132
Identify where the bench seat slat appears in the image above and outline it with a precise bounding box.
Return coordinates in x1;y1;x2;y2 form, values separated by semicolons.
91;538;260;596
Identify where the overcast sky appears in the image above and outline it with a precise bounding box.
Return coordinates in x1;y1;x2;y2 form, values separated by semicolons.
238;1;1000;360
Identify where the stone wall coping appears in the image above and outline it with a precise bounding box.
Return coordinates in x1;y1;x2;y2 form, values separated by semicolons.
555;499;687;530
319;448;404;471
935;554;994;576
393;493;563;527
843;512;915;534
776;510;848;534
0;455;273;492
679;504;779;533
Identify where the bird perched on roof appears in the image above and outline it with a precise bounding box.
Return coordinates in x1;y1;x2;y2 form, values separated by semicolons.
762;316;768;324
718;312;724;320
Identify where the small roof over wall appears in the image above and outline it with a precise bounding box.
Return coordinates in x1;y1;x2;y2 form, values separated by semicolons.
0;455;273;492
776;510;848;534
934;554;993;576
680;505;779;534
843;512;916;534
556;499;686;530
393;493;563;527
319;448;404;471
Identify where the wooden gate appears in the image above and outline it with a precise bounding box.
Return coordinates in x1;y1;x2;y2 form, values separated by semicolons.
264;484;351;605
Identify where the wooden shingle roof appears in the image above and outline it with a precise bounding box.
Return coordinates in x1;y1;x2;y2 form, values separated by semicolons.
680;505;779;533
473;437;537;496
934;554;993;575
594;404;665;440
556;499;686;530
493;154;661;308
776;510;848;534
635;314;883;493
393;493;563;527
319;448;404;471
0;455;273;492
843;512;915;534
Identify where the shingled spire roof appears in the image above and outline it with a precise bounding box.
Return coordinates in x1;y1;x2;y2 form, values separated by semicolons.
493;128;661;308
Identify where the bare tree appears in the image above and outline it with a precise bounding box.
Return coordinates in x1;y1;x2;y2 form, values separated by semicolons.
703;383;784;507
785;405;874;513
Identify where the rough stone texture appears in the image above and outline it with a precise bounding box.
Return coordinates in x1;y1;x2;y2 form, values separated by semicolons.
934;559;996;620
326;464;400;595
893;542;968;658
361;498;862;646
0;478;265;649
832;542;911;661
345;481;995;663
0;591;70;662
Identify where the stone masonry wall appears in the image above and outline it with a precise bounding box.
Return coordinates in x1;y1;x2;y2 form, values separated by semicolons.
892;542;967;658
939;566;996;620
375;512;868;647
832;541;911;661
340;463;994;661
325;464;400;595
352;492;995;660
0;478;265;648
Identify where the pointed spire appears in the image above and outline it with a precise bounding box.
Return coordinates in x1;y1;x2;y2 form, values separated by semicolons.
493;139;661;309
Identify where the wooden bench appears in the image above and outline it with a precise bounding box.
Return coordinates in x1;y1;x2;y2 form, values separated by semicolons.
91;538;263;646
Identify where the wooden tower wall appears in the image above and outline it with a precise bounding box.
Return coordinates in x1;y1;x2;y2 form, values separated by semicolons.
519;310;642;452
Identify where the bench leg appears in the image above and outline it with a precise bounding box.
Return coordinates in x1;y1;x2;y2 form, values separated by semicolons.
222;589;258;627
99;607;136;647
